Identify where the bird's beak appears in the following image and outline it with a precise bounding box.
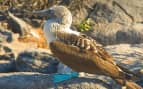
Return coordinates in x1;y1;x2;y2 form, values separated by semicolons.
32;9;54;17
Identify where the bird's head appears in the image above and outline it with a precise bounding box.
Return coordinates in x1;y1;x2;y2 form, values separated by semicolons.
33;5;72;26
33;6;73;44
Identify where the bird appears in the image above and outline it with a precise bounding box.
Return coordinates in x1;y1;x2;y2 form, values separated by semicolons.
34;5;142;89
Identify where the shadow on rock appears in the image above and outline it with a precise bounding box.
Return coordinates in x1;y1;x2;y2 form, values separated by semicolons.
16;49;59;73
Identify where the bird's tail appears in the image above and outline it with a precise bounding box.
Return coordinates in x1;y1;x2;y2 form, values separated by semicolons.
114;65;142;89
117;64;140;80
114;78;142;89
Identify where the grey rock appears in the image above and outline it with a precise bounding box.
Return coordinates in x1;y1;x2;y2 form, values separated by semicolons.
0;44;15;72
0;28;13;43
83;1;143;45
89;2;115;23
105;43;143;76
16;49;59;73
88;0;143;25
86;24;143;45
113;0;143;23
0;60;15;72
0;72;112;89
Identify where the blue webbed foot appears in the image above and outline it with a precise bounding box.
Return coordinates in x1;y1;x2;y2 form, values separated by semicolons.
52;72;79;83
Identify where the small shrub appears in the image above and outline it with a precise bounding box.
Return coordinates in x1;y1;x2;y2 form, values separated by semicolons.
78;18;92;32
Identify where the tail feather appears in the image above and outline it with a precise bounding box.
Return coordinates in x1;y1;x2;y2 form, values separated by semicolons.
124;72;133;80
114;78;142;89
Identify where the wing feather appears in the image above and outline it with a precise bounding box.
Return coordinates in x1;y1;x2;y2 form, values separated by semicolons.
57;32;115;64
50;32;127;79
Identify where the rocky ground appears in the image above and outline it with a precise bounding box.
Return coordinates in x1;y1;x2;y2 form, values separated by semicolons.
0;0;143;89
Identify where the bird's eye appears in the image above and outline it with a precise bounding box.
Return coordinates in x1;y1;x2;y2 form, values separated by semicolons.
47;9;54;14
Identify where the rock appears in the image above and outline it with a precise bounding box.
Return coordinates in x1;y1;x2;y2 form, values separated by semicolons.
89;2;114;23
16;49;59;73
0;28;13;43
113;0;143;23
88;0;143;25
0;72;112;89
86;23;143;45
0;44;15;72
84;1;143;45
0;60;15;73
105;43;143;74
136;79;143;87
2;33;48;57
68;0;97;25
7;12;48;48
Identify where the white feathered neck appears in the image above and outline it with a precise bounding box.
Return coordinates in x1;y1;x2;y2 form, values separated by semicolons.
43;7;79;44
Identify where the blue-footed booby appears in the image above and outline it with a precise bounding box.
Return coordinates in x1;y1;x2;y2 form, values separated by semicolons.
35;5;142;89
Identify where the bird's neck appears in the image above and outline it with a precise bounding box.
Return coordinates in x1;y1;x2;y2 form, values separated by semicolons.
44;14;79;44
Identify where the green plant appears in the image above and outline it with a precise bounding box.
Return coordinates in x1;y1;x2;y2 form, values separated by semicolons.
78;18;92;32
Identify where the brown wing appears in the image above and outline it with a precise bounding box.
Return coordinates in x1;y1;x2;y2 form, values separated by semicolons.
50;33;128;79
64;33;139;78
57;32;115;64
80;34;115;64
